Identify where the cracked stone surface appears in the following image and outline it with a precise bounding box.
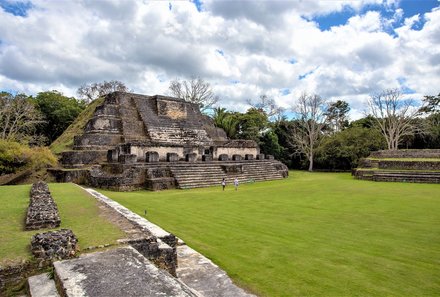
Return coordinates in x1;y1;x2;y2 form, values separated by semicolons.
54;246;197;297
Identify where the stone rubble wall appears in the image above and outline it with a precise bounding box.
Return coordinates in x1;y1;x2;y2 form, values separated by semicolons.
378;160;440;170
25;181;61;230
369;149;440;158
31;229;78;262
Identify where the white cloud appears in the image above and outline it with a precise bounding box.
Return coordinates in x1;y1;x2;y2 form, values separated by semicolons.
0;0;439;119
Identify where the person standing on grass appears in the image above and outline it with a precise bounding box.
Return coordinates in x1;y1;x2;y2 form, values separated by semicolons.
234;177;239;191
222;177;226;191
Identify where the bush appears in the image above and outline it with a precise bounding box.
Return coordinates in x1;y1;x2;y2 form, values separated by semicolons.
314;127;386;170
0;140;57;175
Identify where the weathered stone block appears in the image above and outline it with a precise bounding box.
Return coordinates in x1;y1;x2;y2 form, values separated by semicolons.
218;154;229;161
61;150;108;167
186;153;197;162
53;247;195;297
202;155;213;162
256;154;265;160
118;154;137;164
265;154;275;160
245;154;254;160
167;153;179;162
146;151;159;162
222;164;243;174
232;154;242;161
31;229;78;261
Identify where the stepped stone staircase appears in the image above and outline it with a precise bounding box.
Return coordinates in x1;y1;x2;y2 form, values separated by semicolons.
353;149;440;184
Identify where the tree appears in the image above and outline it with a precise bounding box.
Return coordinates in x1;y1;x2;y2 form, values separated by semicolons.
169;77;219;112
77;80;129;102
419;93;440;114
324;100;350;133
236;108;269;142
314;126;386;170
259;130;283;159
211;107;239;138
247;94;285;122
291;93;328;171
367;89;420;150
0;92;45;144
33;91;86;144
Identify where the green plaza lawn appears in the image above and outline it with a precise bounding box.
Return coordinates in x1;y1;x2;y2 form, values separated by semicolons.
99;171;440;297
0;183;124;265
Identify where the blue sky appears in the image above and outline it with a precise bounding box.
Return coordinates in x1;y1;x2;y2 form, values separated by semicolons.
0;0;439;119
314;0;439;30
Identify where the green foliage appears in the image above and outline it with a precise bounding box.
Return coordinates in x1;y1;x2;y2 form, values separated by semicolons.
315;127;386;170
0;140;57;175
212;107;239;138
324;100;350;132
236;108;269;141
419;93;440;114
50;97;104;154
33;91;86;144
102;172;440;297
259;130;283;159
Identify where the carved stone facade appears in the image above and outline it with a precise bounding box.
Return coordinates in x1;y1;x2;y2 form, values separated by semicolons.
52;92;288;190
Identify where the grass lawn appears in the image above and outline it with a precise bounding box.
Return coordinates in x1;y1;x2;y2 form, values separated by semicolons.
0;183;124;265
99;171;440;297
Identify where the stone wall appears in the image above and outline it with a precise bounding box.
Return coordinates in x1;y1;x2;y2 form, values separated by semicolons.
370;149;440;158
31;229;78;262
0;262;37;293
378;160;440;170
25;181;61;230
214;147;259;159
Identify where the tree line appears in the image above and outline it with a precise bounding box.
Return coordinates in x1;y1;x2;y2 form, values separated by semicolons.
211;89;440;171
1;78;439;174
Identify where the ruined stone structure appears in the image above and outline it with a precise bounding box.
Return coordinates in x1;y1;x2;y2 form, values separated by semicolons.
25;181;61;230
353;149;440;183
53;92;288;190
31;229;78;262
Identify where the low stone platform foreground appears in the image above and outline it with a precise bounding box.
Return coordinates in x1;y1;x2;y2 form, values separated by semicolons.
353;149;440;183
27;187;256;296
54;246;197;297
74;187;256;297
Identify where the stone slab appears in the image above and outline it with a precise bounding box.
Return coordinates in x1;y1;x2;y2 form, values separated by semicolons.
28;273;60;297
54;246;197;297
177;245;256;297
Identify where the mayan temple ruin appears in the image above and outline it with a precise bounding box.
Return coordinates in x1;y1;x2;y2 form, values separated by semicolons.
52;92;288;190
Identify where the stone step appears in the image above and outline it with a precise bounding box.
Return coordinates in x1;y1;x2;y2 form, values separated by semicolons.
53;246;198;297
174;174;282;182
176;176;283;188
28;273;60;297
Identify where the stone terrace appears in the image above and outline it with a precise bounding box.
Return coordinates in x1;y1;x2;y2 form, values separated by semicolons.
353;149;440;184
